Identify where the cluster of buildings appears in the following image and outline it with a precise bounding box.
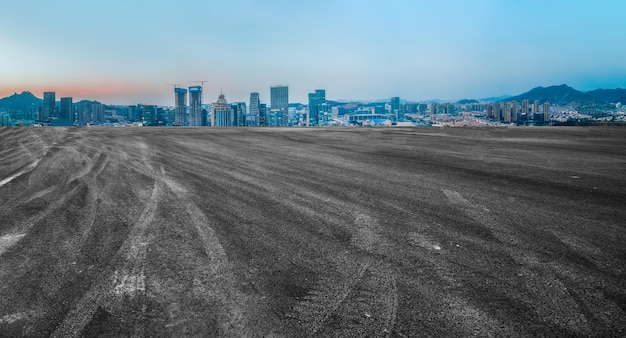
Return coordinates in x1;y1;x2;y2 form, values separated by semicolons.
3;86;624;127
480;99;551;125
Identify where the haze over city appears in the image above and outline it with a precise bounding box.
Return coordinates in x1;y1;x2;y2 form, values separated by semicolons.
1;0;625;105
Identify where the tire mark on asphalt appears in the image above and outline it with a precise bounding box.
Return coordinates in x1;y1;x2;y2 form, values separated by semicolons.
52;176;161;338
52;142;160;338
441;188;592;335
0;160;40;188
0;233;26;255
159;166;251;336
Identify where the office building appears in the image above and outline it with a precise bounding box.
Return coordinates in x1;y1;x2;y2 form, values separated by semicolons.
212;93;233;127
270;85;289;126
42;91;56;121
233;102;247;126
391;97;402;122
189;86;203;126
140;105;157;126
60;97;73;120
259;103;267;126
174;88;187;126
307;89;325;126
249;92;260;126
543;102;550;124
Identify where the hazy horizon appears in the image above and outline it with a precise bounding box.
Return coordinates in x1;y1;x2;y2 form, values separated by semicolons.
2;0;625;106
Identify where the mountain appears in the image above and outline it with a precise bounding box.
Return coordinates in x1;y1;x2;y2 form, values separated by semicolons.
457;99;479;104
480;95;512;102
0;91;43;111
585;88;626;104
504;84;604;107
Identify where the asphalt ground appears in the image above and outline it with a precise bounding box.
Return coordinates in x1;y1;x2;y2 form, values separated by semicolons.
1;126;625;337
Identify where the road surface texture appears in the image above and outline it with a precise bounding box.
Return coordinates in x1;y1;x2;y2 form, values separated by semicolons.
1;126;625;337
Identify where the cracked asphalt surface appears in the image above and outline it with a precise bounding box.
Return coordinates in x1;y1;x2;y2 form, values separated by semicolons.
1;126;625;337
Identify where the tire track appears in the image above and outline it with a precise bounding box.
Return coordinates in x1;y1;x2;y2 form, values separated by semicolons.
159;166;252;336
52;175;161;338
441;188;592;335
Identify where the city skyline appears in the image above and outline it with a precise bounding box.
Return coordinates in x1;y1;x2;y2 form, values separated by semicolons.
1;0;625;106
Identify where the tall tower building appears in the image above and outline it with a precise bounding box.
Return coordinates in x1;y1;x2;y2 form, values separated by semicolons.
270;85;289;126
212;92;232;127
522;99;530;118
543;102;550;124
43;91;56;121
174;87;187;126
390;97;401;121
189;86;203;126
60;97;73;120
511;100;519;123
492;102;501;121
249;92;260;126
533;100;540;114
307;89;326;126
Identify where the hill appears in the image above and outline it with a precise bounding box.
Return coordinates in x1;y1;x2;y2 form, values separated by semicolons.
504;84;603;107
0;91;43;111
458;99;479;104
586;88;626;104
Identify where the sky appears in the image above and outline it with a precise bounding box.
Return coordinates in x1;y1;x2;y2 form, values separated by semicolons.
1;0;625;106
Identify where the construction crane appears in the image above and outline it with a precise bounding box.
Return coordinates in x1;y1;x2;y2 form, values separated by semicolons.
165;83;181;89
190;80;207;91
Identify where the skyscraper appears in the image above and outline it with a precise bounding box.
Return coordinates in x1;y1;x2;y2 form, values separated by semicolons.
60;97;73;120
307;89;325;126
189;86;203;126
522;99;530;117
543;102;550;124
270;85;288;126
211;93;232;127
43;91;56;121
174;87;187;126
249;92;260;126
390;97;401;121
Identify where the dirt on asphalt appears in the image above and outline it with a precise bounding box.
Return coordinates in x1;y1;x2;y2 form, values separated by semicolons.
1;126;625;337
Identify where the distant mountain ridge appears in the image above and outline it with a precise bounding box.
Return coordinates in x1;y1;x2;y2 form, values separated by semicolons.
0;91;43;111
585;88;626;104
501;84;606;107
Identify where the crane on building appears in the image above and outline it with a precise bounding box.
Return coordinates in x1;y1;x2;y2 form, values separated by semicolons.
190;80;208;91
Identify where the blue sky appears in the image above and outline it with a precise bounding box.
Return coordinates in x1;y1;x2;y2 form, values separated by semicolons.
1;0;625;105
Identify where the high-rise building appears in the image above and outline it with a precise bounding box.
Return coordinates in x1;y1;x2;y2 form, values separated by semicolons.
511;100;519;123
189;86;203;126
232;102;247;126
60;97;73;120
249;92;260;126
492;102;501;121
270;85;289;126
390;97;402;122
174;88;187;126
533;100;540;114
259;103;267;126
212;93;232;127
307;89;326;126
543;102;550;124
503;102;512;123
522;99;530;117
42;91;56;121
140;105;157;126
